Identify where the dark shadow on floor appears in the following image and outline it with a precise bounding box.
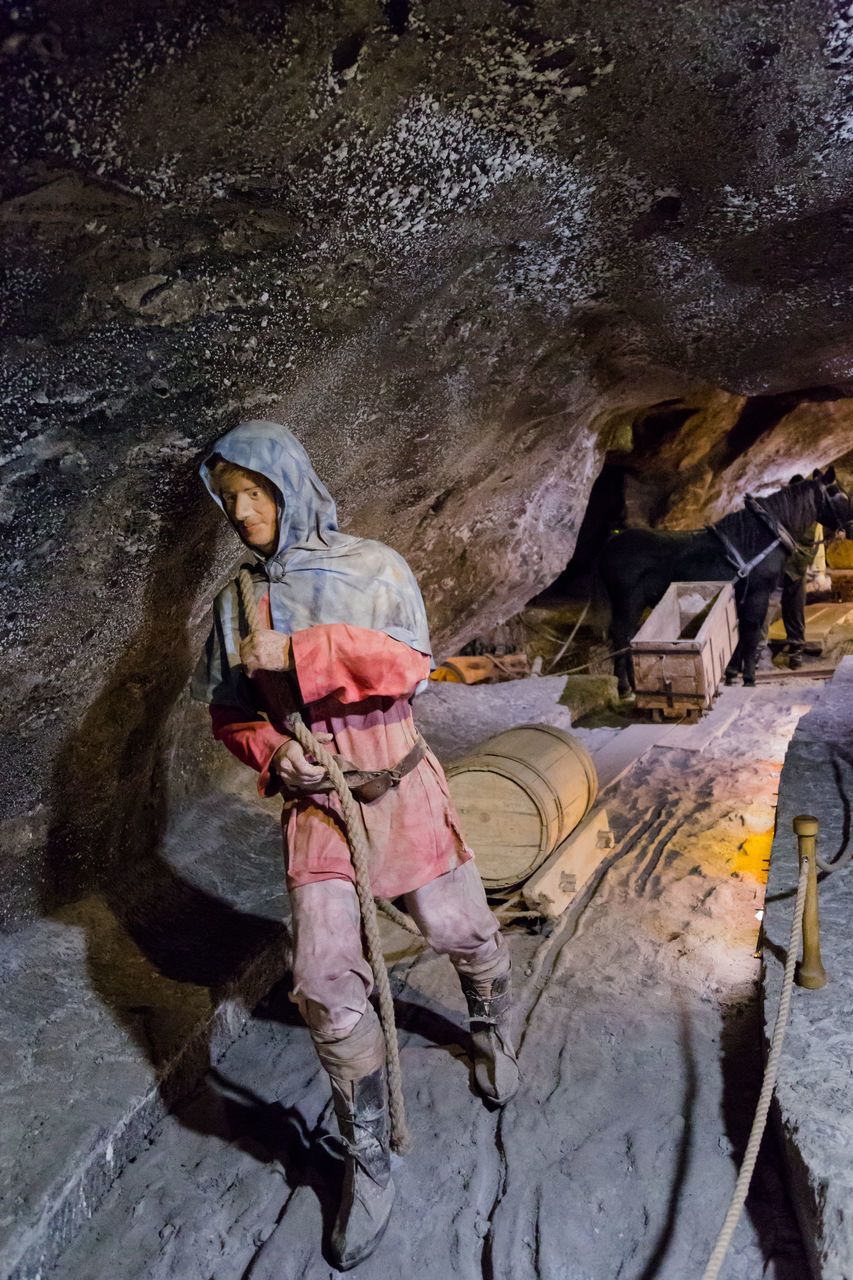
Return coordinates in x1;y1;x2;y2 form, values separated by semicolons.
636;1000;698;1280
719;996;809;1279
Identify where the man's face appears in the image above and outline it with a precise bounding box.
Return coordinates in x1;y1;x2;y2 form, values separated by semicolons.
217;468;278;556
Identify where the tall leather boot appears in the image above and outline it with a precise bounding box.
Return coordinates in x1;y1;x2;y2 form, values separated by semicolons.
327;1065;395;1271
459;963;520;1106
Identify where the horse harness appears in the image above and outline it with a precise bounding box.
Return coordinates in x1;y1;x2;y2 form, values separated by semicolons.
709;475;852;583
708;494;798;582
704;471;853;583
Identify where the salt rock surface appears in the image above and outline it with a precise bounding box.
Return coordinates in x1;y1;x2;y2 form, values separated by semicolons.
3;0;853;931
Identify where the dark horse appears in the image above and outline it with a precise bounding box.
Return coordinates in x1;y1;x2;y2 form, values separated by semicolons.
599;467;853;696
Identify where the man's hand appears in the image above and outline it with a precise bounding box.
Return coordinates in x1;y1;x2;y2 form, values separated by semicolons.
241;628;292;675
272;734;334;788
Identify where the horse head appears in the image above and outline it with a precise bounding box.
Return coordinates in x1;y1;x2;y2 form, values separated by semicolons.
812;466;853;537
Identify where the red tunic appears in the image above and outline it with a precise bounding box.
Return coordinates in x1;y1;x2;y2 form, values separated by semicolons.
210;616;472;898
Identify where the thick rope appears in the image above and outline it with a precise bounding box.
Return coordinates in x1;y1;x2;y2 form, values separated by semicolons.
238;566;261;636
375;897;423;936
284;712;411;1152
815;800;853;874
550;644;632;678
700;855;810;1280
237;569;411;1152
816;845;853;874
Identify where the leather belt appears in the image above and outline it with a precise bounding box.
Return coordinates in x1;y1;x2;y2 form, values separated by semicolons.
287;734;429;804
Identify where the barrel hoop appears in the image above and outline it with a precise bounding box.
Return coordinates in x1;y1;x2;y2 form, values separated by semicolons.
447;756;556;851
448;753;565;846
484;723;598;810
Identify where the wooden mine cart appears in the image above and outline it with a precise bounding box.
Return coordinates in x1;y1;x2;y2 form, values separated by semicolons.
631;581;738;719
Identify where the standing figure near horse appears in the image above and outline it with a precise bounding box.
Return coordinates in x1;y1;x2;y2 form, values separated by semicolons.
598;469;853;697
779;524;822;670
192;420;519;1271
777;475;835;669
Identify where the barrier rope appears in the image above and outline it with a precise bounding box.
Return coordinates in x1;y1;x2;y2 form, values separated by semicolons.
237;568;411;1153
817;846;853;874
700;855;810;1280
816;830;853;875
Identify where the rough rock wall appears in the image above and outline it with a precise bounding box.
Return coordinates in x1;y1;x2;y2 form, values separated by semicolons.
3;0;853;927
601;389;853;532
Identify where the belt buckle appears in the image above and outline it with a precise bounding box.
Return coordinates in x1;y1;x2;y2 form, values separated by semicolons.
354;775;392;804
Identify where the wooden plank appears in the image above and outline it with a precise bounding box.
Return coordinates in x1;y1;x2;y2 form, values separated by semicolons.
768;603;853;649
632;639;706;651
451;788;541;819
754;667;834;682
457;799;542;817
634;583;679;643
803;606;845;644
637;698;705;718
461;812;542;841
522;807;615;918
634;651;706;697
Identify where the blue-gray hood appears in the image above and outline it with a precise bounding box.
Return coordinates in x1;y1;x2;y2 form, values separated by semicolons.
192;420;432;708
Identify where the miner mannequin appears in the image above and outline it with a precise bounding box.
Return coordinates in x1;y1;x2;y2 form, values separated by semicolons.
192;420;519;1270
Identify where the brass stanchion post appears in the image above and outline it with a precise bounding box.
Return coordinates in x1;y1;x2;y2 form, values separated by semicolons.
793;814;827;989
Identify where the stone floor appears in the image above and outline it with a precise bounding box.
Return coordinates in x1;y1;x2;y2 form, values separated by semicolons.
0;771;290;1280
762;656;853;1280
5;669;850;1280
15;679;828;1280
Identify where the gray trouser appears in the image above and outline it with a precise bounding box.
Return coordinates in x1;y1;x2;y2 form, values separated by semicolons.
290;860;505;1072
781;572;806;650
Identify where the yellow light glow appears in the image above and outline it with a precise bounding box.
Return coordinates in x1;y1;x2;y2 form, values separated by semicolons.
731;828;775;883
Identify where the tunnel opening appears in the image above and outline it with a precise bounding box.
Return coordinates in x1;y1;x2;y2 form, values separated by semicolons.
450;393;853;709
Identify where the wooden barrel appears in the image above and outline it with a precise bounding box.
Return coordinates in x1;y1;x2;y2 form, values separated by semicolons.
446;724;598;890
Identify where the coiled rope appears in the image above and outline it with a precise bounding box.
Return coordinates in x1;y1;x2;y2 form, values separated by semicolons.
700;854;810;1280
237;568;411;1153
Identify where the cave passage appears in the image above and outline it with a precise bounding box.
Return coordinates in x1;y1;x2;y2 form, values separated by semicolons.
5;0;853;1275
